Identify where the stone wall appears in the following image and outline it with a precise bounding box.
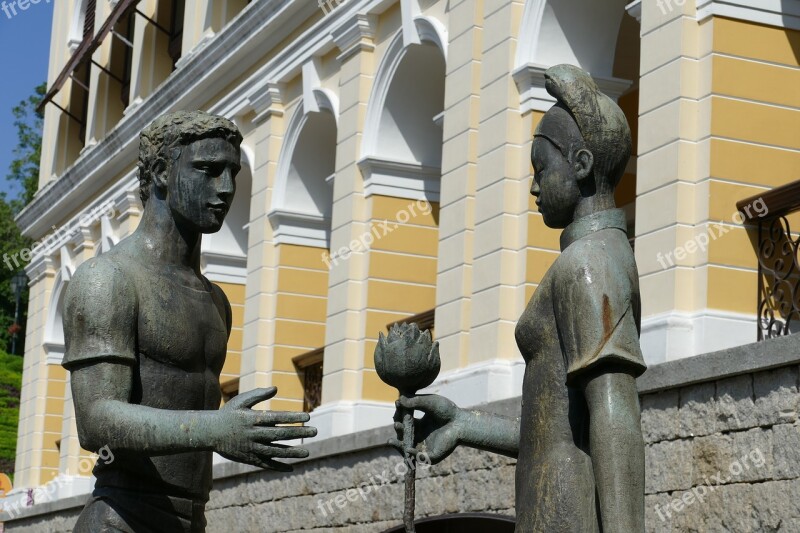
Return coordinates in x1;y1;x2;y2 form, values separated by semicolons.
639;334;800;532
206;444;516;532
4;334;800;532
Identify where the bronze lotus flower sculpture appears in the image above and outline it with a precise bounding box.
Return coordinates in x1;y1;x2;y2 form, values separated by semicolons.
375;323;440;395
374;322;440;533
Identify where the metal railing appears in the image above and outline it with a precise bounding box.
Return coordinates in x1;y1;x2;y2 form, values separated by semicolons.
737;180;800;340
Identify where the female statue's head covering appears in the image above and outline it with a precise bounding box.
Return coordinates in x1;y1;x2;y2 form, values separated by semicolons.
534;64;632;189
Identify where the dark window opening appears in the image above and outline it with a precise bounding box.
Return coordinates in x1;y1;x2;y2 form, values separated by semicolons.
221;378;239;404
83;0;97;40
73;62;91;143
294;348;324;412
119;13;134;107
168;0;185;68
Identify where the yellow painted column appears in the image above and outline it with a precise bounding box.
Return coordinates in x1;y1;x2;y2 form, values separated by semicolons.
467;0;529;370
14;260;58;488
270;245;329;411
434;0;483;375
238;92;285;397
635;2;800;363
362;195;440;402
311;13;378;437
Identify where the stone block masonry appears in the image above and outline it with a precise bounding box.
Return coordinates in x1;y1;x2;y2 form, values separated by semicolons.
4;334;800;532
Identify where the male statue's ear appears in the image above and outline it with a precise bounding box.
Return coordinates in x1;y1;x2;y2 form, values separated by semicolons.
574;148;594;182
152;158;169;189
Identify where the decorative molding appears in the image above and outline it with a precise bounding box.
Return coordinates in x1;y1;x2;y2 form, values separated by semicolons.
512;63;632;114
413;15;448;59
357;156;441;202
401;0;422;47
625;0;642;23
331;13;377;62
23;177;134;284
267;208;330;249
174;31;216;70
99;214;119;254
310;400;396;440
59;246;74;282
303;60;340;119
695;0;800;31
71;225;96;256
302;58;324;114
114;187;142;224
44;342;66;366
250;83;284;124
432;111;444;128
43;273;69;365
201;251;248;285
640;309;758;365
420;358;526;408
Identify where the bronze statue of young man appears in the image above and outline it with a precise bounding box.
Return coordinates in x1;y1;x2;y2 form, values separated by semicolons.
63;111;317;532
393;65;646;531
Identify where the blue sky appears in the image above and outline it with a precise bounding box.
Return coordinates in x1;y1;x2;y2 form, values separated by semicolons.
0;1;53;201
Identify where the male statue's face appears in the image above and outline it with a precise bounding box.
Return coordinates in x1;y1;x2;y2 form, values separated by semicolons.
168;137;241;233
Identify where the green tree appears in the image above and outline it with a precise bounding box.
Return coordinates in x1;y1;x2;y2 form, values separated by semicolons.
0;349;22;476
8;82;45;209
0;82;45;354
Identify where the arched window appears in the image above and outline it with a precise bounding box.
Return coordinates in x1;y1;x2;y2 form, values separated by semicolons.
43;273;69;365
270;98;338;248
359;21;447;202
201;147;253;284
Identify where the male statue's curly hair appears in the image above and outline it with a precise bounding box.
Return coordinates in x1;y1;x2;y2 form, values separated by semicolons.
137;110;243;205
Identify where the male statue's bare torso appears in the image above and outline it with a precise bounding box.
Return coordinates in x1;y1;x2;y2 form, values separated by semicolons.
83;236;231;499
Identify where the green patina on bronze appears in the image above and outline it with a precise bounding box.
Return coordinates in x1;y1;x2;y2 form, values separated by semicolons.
63;110;317;533
387;64;646;532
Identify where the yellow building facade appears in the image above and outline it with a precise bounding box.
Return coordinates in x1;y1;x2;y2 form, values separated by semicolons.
8;0;800;508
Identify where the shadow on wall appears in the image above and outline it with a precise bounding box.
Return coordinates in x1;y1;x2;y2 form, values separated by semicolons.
382;513;516;532
782;1;800;64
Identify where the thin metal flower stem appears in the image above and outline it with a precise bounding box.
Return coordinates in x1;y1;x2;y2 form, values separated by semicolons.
403;403;416;533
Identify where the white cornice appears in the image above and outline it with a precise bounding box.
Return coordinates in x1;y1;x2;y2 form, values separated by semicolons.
267;208;330;249
625;0;642;22
23;173;136;284
44;342;65;366
696;0;800;31
201;251;247;285
358;156;441;202
250;83;285;125
512;63;632;114
331;13;377;62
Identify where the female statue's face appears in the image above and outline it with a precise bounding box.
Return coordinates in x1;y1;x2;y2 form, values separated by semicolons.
530;135;581;230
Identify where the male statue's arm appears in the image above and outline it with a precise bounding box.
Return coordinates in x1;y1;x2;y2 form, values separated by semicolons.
583;370;645;532
65;258;315;471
